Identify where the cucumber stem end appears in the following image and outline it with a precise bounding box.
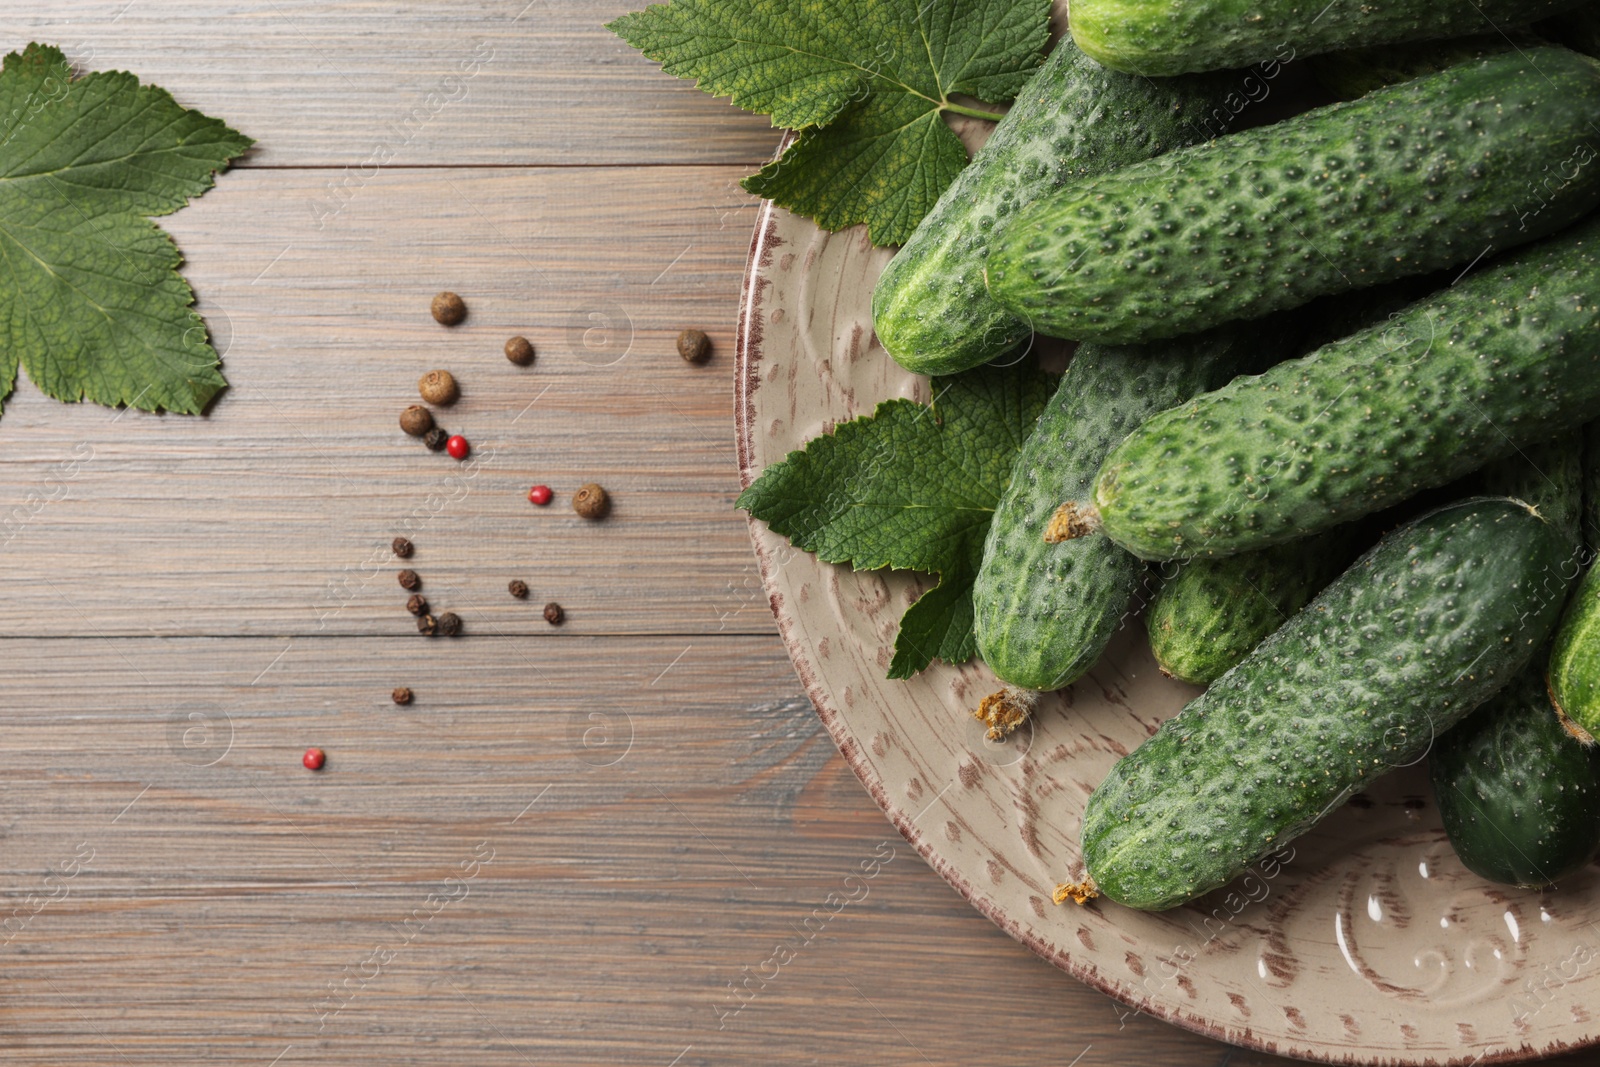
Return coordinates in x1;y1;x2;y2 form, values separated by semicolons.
1044;502;1101;543
975;685;1039;740
1053;877;1099;906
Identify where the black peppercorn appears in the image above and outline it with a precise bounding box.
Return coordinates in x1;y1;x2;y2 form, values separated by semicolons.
677;328;712;364
392;537;414;559
417;614;438;636
406;594;429;617
543;602;564;626
423;428;449;452
437;611;463;637
398;569;420;591
509;579;529;600
392;687;413;706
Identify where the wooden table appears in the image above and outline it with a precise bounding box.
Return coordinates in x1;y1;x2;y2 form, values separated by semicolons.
3;5;1589;1065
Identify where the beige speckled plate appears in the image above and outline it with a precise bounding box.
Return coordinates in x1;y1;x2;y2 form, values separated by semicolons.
733;198;1600;1063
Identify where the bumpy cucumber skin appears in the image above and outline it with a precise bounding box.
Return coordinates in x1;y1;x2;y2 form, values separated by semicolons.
1145;528;1357;686
1091;213;1600;561
1311;34;1529;99
1069;0;1581;75
1549;568;1600;734
987;49;1600;345
872;43;1235;376
1432;668;1600;887
973;328;1271;690
1083;499;1572;911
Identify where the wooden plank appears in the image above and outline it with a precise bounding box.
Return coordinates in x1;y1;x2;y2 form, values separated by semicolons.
6;1;781;167
0;633;1305;1066
0;166;774;637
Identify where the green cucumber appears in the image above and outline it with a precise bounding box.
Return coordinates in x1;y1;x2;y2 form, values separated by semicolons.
1074;213;1600;562
1310;34;1530;99
1431;668;1600;887
872;42;1237;376
973;324;1283;696
1069;0;1583;76
1547;427;1600;743
1077;498;1573;911
1549;567;1600;740
1144;527;1359;686
986;48;1600;345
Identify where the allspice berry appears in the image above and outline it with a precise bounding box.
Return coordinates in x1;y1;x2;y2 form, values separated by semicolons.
504;336;536;366
677;329;712;364
417;614;438;636
509;579;529;600
423;428;449;452
419;370;459;406
392;687;413;706
437;611;463;637
398;569;420;591
392;537;414;559
572;483;610;520
400;405;434;437
431;291;467;326
405;594;429;617
543;603;565;626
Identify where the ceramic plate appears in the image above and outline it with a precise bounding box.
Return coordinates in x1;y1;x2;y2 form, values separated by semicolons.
734;196;1600;1063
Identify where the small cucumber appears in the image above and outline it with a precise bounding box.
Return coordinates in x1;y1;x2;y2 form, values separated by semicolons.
1144;527;1359;686
872;41;1237;376
1075;213;1600;561
973;324;1283;695
1550;567;1600;741
1432;668;1600;888
1077;498;1573;911
1310;34;1529;99
1069;0;1583;75
986;48;1600;345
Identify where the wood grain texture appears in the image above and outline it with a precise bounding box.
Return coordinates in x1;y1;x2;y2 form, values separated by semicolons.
1;6;1578;1066
5;2;781;167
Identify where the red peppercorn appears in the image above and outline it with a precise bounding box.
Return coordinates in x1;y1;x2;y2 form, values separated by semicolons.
528;484;552;506
303;747;326;771
446;435;470;460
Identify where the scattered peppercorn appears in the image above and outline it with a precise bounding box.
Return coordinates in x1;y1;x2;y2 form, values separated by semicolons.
423;428;449;452
509;579;529;600
303;747;326;771
392;687;413;706
398;569;420;591
528;484;552;507
406;594;429;617
572;483;610;520
431;291;467;326
392;537;414;559
437;611;463;637
543;602;565;626
417;614;438;636
419;369;459;405
400;405;435;437
505;336;536;366
446;434;470;461
677;328;712;364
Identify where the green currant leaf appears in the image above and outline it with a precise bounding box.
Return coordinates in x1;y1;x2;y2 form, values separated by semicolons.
0;43;252;418
738;360;1054;678
608;0;1051;246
